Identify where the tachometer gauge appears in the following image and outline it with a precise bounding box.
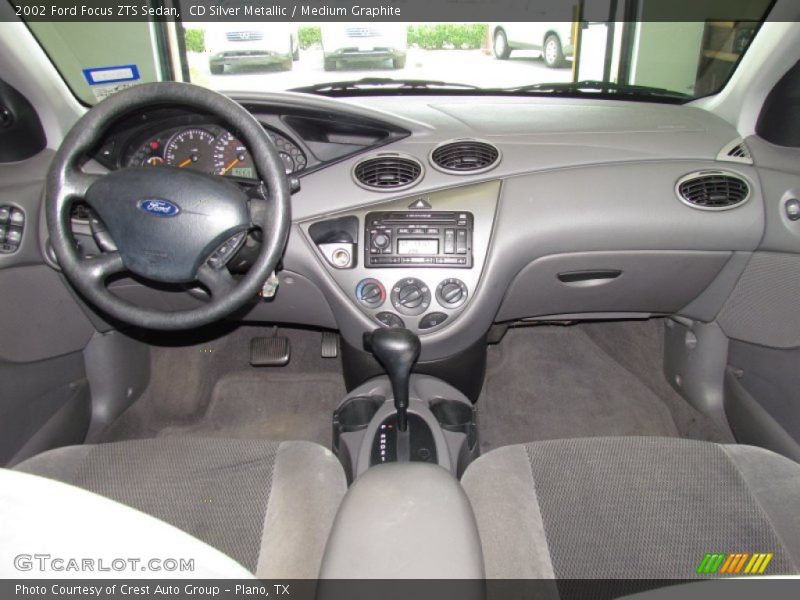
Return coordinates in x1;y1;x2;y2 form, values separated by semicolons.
164;128;216;173
213;131;256;179
271;132;307;173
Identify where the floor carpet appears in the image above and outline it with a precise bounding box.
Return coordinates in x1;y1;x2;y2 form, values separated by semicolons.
477;320;732;452
103;320;731;451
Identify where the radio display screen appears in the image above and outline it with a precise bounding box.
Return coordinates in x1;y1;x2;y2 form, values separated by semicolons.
398;239;439;255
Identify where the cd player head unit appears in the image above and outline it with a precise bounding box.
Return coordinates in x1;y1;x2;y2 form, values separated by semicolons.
365;211;473;268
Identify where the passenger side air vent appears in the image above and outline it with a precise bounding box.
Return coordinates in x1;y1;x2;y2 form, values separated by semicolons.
430;139;501;174
717;138;753;165
353;153;423;191
676;171;751;210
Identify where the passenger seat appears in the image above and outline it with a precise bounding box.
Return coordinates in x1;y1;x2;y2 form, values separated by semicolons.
462;437;800;579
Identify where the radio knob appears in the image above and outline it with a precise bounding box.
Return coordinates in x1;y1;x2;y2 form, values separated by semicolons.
436;278;468;308
372;233;390;249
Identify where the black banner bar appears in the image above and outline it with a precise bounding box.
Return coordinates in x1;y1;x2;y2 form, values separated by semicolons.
4;0;786;23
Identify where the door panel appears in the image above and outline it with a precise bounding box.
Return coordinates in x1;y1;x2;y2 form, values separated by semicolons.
0;102;99;464
717;136;800;459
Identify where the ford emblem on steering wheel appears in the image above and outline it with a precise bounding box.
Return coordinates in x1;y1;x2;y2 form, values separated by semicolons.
138;198;181;217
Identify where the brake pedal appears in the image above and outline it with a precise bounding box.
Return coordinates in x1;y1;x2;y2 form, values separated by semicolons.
250;333;290;367
321;331;339;358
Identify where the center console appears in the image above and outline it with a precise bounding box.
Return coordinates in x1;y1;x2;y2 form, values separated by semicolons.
331;327;479;481
321;329;485;579
301;180;500;336
333;374;479;481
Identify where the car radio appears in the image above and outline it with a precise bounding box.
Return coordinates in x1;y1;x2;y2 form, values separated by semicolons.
364;211;474;268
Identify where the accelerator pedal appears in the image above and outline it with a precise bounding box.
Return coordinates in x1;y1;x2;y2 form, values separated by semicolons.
250;328;290;367
321;331;339;358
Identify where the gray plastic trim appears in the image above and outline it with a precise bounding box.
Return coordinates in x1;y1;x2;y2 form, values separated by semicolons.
299;180;500;339
678;251;753;323
6;380;91;467
83;330;150;443
496;251;731;322
0;265;96;363
287;158;765;361
724;368;800;463
664;318;734;437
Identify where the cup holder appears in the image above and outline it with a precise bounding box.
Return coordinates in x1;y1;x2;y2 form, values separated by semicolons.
430;399;474;433
334;396;384;433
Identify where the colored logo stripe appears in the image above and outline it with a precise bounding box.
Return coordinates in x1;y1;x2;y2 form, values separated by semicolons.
697;553;726;574
745;553;773;574
697;552;773;575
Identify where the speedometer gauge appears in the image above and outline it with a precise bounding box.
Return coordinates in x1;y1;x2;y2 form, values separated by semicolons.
213;132;256;179
164;128;216;173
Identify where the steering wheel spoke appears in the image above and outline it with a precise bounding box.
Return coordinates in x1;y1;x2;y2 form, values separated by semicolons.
80;251;125;285
197;263;236;298
65;169;102;200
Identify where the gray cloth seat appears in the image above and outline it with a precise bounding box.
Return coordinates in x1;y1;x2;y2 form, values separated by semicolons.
462;437;800;581
14;437;347;578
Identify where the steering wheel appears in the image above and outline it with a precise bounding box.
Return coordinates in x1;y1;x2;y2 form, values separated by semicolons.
45;82;291;330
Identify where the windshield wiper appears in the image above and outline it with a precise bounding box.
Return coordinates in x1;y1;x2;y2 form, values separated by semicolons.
504;80;690;101
291;77;479;95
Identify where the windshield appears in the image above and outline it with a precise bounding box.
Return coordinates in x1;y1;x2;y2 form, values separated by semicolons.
18;0;776;104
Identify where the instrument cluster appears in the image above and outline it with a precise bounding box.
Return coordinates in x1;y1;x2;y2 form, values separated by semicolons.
124;124;307;179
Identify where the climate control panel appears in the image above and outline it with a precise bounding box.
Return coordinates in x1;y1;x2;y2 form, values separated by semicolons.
355;276;468;332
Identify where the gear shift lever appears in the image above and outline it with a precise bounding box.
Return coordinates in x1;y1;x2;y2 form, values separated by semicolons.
363;328;421;432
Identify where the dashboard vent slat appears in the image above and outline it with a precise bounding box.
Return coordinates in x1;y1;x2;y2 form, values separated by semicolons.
717;138;753;164
676;171;750;210
353;154;423;191
430;139;501;174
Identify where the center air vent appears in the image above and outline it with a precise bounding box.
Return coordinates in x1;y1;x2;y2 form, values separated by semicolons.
676;171;751;210
353;154;423;191
430;139;501;174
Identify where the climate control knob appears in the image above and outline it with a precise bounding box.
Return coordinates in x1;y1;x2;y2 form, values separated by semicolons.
436;278;468;308
391;278;431;316
356;278;386;308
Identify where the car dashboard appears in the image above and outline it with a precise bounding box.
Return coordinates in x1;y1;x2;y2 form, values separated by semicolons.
63;91;764;363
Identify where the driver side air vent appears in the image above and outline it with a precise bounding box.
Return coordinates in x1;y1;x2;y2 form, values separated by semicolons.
676;171;751;210
430;139;501;174
353;153;423;191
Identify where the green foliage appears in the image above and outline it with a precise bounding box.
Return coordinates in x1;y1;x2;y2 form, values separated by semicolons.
184;28;205;53
298;26;321;50
407;24;488;50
